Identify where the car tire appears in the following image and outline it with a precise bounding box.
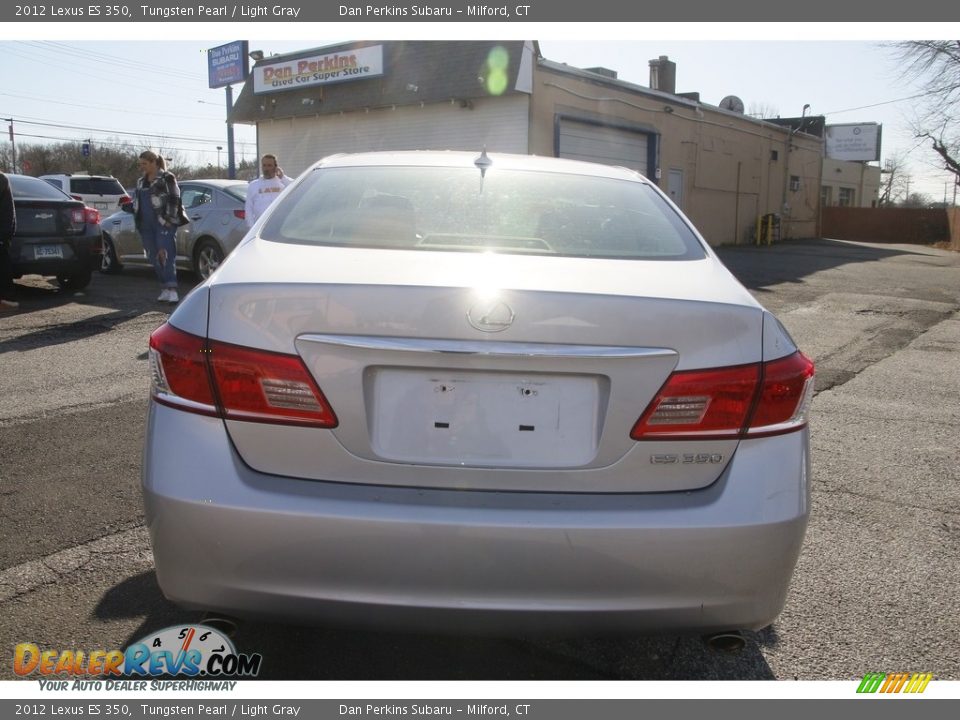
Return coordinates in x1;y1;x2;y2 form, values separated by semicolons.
194;238;224;280
57;268;93;292
100;233;123;274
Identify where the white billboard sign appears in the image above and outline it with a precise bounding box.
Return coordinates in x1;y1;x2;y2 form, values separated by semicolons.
254;45;384;94
825;123;881;162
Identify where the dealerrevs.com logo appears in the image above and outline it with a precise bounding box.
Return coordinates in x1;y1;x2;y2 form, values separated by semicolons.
14;624;262;685
857;673;933;694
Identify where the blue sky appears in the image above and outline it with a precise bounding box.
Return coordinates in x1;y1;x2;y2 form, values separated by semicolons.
1;26;957;200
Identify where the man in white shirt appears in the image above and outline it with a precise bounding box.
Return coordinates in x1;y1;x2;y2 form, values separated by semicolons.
245;154;293;228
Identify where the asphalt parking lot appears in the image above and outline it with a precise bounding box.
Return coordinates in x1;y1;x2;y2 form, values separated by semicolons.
1;238;959;681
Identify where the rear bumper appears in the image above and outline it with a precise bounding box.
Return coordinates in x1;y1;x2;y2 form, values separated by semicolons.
143;403;810;633
12;233;101;277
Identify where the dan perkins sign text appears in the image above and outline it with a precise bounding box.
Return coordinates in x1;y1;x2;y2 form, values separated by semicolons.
253;46;384;94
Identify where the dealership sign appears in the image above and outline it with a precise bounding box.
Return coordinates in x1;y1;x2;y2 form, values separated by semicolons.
208;40;249;89
825;123;882;162
254;45;384;94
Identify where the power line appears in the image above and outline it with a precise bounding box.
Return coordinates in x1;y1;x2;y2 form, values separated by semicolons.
26;41;206;82
823;85;958;116
0;92;224;123
10;132;253;159
4;45;213;105
3;117;242;146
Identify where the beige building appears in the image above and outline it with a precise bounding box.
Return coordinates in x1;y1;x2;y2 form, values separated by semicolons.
231;40;824;245
821;158;882;208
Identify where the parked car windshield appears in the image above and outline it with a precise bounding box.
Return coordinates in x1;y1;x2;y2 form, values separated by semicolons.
261;166;706;260
10;175;75;201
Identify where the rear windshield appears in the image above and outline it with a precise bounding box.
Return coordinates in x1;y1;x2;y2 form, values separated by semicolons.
70;177;125;196
11;175;75;201
261;166;706;260
224;184;247;201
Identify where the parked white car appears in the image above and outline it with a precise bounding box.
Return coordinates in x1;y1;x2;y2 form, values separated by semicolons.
39;173;129;216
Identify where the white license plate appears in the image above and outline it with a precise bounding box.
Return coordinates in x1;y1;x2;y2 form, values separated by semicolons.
371;369;600;468
34;245;64;259
94;202;109;210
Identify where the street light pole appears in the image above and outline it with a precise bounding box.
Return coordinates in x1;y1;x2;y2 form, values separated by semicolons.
226;84;236;180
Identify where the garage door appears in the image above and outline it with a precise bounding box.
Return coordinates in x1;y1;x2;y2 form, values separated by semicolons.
558;119;651;177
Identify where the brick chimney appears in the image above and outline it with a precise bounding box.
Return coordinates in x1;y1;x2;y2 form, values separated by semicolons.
649;55;676;95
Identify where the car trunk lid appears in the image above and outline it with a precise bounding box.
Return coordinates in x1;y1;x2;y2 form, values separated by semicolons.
204;242;762;492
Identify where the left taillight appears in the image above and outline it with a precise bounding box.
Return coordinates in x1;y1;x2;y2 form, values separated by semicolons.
148;323;338;428
149;323;219;417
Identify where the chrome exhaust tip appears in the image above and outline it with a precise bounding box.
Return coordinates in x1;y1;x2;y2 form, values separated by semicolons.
702;630;746;653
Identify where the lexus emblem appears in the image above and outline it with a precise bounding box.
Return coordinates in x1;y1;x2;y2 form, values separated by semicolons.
467;300;515;332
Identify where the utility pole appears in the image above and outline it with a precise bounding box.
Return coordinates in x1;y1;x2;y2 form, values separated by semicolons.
4;118;16;173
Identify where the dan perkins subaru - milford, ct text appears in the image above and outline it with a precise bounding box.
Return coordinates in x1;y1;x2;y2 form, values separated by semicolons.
339;5;530;17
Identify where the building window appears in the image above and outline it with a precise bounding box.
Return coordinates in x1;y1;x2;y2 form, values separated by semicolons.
789;175;801;191
821;186;833;207
771;150;779;161
838;187;855;207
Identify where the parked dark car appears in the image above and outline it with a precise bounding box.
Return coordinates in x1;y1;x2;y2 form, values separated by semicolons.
8;174;102;291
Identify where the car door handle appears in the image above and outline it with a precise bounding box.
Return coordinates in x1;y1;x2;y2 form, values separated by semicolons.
190;214;203;220
111;220;121;225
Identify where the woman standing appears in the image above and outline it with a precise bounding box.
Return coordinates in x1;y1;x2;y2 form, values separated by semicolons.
126;151;189;303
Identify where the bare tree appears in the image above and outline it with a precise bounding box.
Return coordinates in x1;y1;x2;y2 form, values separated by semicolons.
879;151;912;206
748;101;779;119
891;40;960;183
901;191;934;208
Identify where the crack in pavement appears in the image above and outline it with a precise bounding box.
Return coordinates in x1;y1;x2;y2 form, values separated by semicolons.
0;526;151;603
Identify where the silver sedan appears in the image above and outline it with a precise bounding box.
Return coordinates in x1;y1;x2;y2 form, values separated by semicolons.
99;179;248;280
143;151;814;637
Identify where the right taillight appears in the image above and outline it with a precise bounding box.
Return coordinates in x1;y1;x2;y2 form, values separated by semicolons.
208;341;338;427
148;323;338;428
631;351;814;441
